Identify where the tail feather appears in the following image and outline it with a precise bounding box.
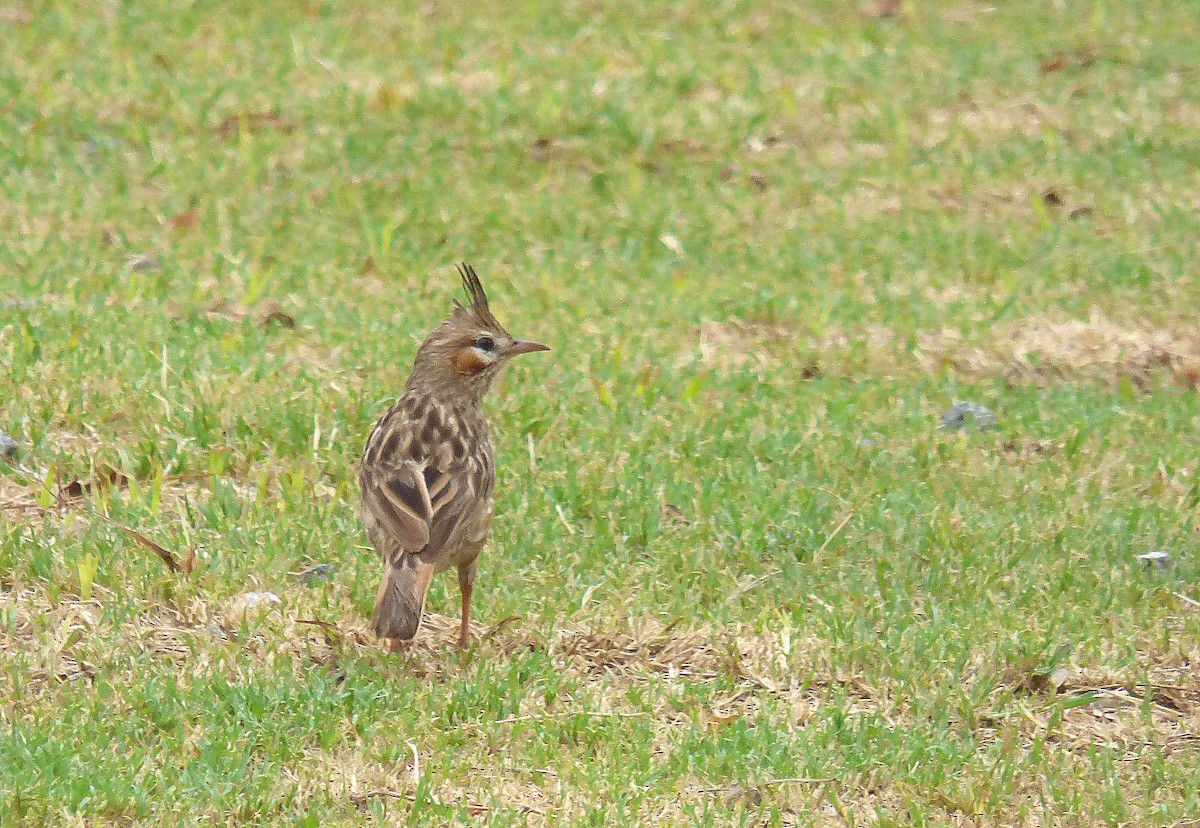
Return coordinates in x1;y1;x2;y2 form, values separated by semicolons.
372;554;435;641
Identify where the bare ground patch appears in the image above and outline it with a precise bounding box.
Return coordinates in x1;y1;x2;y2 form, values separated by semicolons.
917;312;1200;388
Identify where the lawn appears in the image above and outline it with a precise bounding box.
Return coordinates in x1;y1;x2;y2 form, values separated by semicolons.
2;1;1199;824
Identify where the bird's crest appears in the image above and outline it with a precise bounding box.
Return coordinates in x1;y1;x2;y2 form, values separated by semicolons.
452;263;503;331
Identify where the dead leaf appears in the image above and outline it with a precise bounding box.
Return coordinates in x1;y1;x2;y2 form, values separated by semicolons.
530;137;552;162
1068;205;1093;219
213;111;291;137
0;6;32;25
660;502;692;527
1041;187;1064;207
57;467;130;504
707;708;741;726
126;253;160;272
660;234;685;257
100;516;181;574
169;208;199;232
1172;362;1200;389
369;85;401;111
863;0;901;18
206;301;248;320
1040;55;1069;73
256;299;296;329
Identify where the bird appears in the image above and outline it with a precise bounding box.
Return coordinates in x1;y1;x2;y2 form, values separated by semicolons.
359;263;549;651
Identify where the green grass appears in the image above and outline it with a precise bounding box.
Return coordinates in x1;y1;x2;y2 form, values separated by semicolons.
3;0;1200;824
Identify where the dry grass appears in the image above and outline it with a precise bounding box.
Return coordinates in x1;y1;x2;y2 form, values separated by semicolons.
918;312;1200;389
4;577;1199;824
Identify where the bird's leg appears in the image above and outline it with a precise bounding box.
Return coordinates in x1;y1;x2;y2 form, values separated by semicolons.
457;562;476;649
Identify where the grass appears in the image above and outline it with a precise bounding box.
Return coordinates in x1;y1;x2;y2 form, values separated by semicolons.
2;0;1199;824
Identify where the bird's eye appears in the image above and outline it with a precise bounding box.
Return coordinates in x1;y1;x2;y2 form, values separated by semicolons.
475;335;495;352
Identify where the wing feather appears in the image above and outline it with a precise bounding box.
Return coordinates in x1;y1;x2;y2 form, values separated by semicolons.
364;463;431;552
362;425;475;560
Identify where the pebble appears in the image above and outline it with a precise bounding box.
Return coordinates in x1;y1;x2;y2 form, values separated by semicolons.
127;254;161;272
221;591;283;630
1137;550;1173;571
939;401;998;431
296;563;336;585
0;431;18;462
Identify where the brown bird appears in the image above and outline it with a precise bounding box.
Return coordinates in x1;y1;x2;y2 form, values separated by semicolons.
359;263;549;651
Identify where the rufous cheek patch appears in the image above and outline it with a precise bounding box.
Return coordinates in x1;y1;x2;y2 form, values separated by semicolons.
452;348;491;375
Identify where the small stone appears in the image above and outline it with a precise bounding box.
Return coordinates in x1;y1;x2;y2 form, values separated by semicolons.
127;253;161;272
296;563;336;585
0;431;18;462
1137;551;1173;571
939;401;998;431
243;591;281;608
221;591;282;630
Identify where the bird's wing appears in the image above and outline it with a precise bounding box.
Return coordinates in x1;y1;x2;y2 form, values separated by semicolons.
361;453;474;562
362;460;432;553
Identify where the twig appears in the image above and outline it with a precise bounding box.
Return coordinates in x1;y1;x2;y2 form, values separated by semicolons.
1173;592;1200;609
458;711;648;730
554;503;576;535
354;790;497;814
812;512;853;562
482;615;521;641
1090;687;1184;718
96;513;180;573
732;568;781;597
695;777;833;794
494;711;648;725
406;741;420;788
296;618;344;645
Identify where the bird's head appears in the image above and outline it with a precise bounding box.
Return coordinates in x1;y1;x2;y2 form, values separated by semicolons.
407;263;549;401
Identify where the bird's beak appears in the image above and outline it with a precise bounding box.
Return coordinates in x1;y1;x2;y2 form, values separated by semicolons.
508;339;551;356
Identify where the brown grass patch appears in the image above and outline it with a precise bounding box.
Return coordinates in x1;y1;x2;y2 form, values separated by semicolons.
917;312;1200;387
694;318;894;377
4;585;1199;824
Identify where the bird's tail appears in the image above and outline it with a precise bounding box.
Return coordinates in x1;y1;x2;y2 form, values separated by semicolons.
372;553;435;641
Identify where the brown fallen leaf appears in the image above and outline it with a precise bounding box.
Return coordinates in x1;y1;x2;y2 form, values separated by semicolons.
1041;187;1064;207
58;467;130;504
169;207;199;232
206;300;248;320
1172;362;1200;390
126;253;160;272
179;546;197;575
660;502;692;527
1040;55;1069;73
206;300;294;328
99;515;181;574
530;137;552;162
256;299;296;329
707;708;741;726
0;6;32;25
369;85;401;111
1041;49;1099;74
862;0;901;18
213;111;292;137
